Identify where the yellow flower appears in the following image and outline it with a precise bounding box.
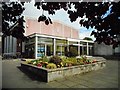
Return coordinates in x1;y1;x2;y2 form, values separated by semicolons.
45;62;48;64
33;61;37;65
39;61;42;63
60;62;63;65
60;62;64;66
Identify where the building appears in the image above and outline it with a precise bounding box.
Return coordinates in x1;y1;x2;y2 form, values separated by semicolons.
2;35;25;58
24;17;94;59
2;17;94;59
94;41;120;56
94;43;113;56
3;17;120;58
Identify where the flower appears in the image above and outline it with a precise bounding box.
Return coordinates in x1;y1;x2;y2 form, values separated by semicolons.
33;61;37;65
60;62;64;67
57;65;60;68
39;61;43;63
45;62;48;64
92;60;96;63
37;63;42;67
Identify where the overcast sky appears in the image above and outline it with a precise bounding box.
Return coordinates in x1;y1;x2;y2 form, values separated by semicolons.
22;0;96;40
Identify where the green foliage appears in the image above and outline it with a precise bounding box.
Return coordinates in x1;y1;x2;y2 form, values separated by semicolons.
26;59;33;64
60;56;67;59
67;58;78;65
32;60;39;65
49;56;62;66
2;2;120;48
62;57;79;66
2;2;26;40
69;48;78;57
46;63;57;69
40;56;49;62
26;59;48;67
34;2;120;48
77;56;92;64
26;56;95;68
83;37;93;41
40;62;48;68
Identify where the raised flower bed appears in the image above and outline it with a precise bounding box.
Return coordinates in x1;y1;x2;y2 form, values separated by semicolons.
21;56;106;82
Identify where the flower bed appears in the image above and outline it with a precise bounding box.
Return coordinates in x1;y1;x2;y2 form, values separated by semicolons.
25;56;99;69
21;56;106;82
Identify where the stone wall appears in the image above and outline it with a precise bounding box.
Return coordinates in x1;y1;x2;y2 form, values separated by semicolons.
21;58;106;82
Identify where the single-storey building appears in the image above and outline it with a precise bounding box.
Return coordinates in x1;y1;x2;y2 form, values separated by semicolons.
3;17;119;59
24;17;94;59
2;17;94;59
94;42;120;56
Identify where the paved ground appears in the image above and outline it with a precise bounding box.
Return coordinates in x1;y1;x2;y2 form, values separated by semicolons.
0;56;2;89
2;58;119;88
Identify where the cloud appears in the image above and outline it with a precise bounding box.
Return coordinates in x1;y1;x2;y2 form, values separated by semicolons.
79;27;95;41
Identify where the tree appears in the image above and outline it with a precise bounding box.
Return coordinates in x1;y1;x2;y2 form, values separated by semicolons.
83;37;93;41
2;2;26;40
35;2;120;48
2;1;120;48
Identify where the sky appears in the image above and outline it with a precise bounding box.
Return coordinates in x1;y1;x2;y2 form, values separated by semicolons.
21;0;112;41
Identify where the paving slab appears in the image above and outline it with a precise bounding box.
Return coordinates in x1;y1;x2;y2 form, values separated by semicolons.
72;84;88;88
2;58;119;88
47;81;65;88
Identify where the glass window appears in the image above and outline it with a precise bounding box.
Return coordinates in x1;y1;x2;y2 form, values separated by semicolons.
56;39;66;56
37;44;45;57
29;37;35;43
47;44;53;56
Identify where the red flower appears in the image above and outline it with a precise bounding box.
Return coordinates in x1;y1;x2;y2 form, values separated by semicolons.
92;60;96;63
37;63;42;67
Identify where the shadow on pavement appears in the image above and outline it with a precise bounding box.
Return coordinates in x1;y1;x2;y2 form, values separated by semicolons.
93;55;120;61
17;66;46;82
103;56;120;61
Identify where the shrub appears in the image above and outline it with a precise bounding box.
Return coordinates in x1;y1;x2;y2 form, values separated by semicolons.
49;56;62;66
77;55;87;62
41;62;48;68
64;61;73;67
66;46;78;57
46;63;57;69
32;61;38;65
62;57;78;66
26;59;33;64
27;59;40;65
41;56;49;62
68;57;78;65
69;47;78;57
77;56;92;64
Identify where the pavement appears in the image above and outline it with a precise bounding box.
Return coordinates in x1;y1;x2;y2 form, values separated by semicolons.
2;58;119;89
0;56;2;89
